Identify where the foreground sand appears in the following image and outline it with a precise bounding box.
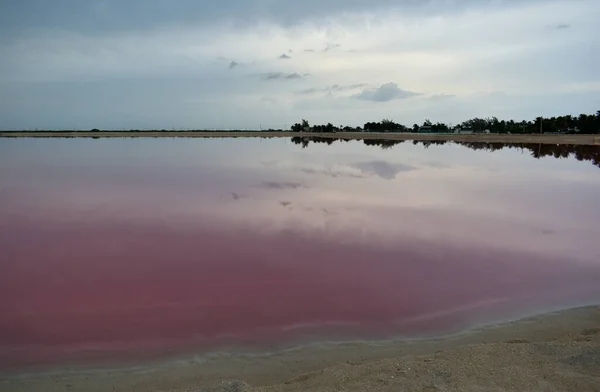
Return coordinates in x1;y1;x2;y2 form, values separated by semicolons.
1;131;599;145
1;306;599;392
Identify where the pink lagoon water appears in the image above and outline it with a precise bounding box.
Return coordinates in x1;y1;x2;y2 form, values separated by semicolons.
1;138;600;369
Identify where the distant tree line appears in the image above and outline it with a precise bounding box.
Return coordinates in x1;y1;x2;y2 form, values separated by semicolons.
7;110;598;134
291;111;600;134
290;137;600;168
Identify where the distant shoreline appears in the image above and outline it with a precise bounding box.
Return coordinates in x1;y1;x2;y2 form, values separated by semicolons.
1;131;599;145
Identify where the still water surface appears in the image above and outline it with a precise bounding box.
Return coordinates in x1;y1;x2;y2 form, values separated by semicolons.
1;138;599;369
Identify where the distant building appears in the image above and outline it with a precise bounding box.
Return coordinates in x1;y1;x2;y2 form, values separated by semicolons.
559;127;580;133
454;126;473;134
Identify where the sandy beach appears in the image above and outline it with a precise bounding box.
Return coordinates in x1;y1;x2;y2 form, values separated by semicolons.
1;306;598;392
1;131;599;146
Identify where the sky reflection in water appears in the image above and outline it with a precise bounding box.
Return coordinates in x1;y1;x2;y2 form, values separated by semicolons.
1;138;599;368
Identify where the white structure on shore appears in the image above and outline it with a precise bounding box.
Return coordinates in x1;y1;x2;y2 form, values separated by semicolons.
454;126;473;134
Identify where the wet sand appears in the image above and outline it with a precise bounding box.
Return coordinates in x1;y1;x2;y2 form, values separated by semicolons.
1;131;599;145
2;306;599;392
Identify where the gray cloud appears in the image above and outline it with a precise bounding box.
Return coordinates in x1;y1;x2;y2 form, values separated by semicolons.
229;61;239;69
428;93;457;101
262;72;306;81
298;88;319;94
279;201;292;207
355;83;420;102
342;84;369;90
352;161;416;179
0;0;555;35
302;44;342;53
279;54;292;59
300;167;364;179
260;96;278;104
298;83;368;95
323;43;341;52
424;161;451;169
555;23;570;29
321;208;339;216
259;181;307;189
231;192;246;200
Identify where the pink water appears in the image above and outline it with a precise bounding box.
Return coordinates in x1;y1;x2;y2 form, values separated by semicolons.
1;138;600;369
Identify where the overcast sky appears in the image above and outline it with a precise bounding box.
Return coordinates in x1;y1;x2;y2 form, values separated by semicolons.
1;0;599;130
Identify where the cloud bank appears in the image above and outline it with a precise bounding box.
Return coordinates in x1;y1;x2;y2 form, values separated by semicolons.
0;0;598;129
355;83;420;102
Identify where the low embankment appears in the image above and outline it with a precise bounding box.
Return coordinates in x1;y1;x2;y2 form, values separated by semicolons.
1;131;599;145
